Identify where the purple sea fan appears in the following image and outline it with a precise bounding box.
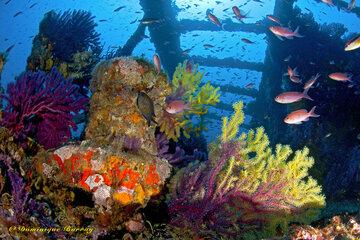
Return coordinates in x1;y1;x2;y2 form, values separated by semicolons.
0;67;88;149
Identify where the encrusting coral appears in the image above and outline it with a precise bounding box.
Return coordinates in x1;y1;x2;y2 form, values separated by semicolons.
0;67;88;149
167;101;325;238
86;57;171;154
31;57;173;236
159;61;220;141
291;215;360;240
34;142;171;208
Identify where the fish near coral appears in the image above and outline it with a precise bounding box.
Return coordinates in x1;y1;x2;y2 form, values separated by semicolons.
136;92;157;126
153;53;161;74
284;106;320;124
165;100;190;114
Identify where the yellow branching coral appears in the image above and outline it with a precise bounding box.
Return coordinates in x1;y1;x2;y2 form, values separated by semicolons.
221;101;245;142
159;61;220;141
168;100;325;238
220;101;325;235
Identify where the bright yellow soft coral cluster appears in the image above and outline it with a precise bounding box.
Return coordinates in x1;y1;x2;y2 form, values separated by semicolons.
215;101;325;235
159;61;220;141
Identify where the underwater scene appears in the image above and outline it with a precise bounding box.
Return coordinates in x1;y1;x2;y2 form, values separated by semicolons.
0;0;360;239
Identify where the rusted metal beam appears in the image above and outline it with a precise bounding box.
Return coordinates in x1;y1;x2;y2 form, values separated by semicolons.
178;19;266;34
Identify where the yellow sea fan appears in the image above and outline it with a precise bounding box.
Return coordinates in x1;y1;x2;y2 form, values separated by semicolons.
221;101;244;142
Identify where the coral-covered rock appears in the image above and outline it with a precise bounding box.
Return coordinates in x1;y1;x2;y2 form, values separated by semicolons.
86;57;171;155
291;216;360;240
36;142;171;209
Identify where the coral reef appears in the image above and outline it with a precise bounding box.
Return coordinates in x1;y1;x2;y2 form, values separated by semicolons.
27;10;101;94
0;150;61;239
156;132;207;166
20;57;174;238
167;101;325;238
159;61;220;141
38;10;101;62
34;142;171;208
291;216;360;240
86;57;171;154
0;67;88;149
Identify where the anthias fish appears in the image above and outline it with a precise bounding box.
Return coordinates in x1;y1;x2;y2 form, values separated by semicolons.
153;54;161;74
285;66;301;83
266;15;281;25
269;26;303;40
304;73;321;90
284;106;320;124
136;92;157;126
207;12;223;29
165;100;190;114
329;72;352;82
275;89;313;104
232;6;249;22
345;35;360;51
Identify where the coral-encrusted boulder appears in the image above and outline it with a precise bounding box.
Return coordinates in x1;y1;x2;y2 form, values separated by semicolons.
86;57;171;155
37;141;171;209
34;57;172;230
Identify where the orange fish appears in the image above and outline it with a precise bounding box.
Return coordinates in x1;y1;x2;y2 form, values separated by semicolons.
285;66;299;77
345;35;360;51
207;12;224;29
285;66;301;83
275;89;313;104
232;6;250;22
328;72;352;82
165;100;190;114
153;54;161;74
284;106;320;125
304;73;321;90
269;26;303;41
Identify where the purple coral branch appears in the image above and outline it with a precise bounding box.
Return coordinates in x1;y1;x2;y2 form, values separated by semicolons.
1;67;88;149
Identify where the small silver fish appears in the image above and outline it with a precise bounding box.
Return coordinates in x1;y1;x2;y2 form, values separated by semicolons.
136;92;157;126
140;18;163;25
